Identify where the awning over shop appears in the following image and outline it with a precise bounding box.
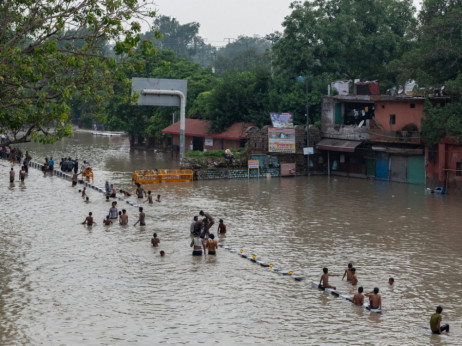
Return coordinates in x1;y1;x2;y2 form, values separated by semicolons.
316;139;363;152
372;146;423;155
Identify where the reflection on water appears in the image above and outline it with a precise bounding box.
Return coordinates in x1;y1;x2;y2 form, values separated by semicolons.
0;132;461;344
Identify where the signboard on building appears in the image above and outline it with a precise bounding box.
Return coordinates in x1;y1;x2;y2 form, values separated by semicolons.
205;138;213;146
268;128;296;153
303;147;314;155
248;160;260;169
270;112;293;128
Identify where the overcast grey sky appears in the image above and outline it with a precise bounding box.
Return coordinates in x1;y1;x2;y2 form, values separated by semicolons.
154;0;295;46
154;0;422;47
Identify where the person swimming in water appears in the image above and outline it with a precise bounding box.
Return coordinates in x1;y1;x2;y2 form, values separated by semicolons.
151;232;160;247
119;189;131;197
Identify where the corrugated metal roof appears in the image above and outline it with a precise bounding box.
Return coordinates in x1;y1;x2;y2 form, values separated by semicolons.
316;139;363;152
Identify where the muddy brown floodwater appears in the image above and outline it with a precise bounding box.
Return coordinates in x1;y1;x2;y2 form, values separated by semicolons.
1;132;461;345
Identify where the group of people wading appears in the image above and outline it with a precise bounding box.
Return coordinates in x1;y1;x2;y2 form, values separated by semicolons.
6;151;30;183
190;211;227;256
319;263;449;334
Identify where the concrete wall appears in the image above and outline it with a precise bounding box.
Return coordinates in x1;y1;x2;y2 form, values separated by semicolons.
171;135;241;152
245;125;321;174
374;100;424;132
426;142;462;190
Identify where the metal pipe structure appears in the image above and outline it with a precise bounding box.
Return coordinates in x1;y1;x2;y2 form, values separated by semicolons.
141;89;186;162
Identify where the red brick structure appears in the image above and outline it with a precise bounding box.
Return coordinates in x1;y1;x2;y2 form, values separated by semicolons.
162;119;253;153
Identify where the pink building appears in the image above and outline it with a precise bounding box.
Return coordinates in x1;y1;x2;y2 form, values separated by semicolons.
369;96;425;144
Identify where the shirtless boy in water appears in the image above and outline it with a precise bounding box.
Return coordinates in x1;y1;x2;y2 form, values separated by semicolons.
199;210;214;231
136;183;146;198
145;191;153;204
72;172;80;187
342;263;353;281
103;216;113;226
119;189;131;197
134;207;146;226
119;209;128;225
351;268;358;285
352;286;364;306
365;288;382;310
217;219;227;234
151;233;160;247
320;267;339;290
82;212;96;226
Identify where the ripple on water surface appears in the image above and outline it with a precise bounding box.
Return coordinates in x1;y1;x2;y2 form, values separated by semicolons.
1;137;461;344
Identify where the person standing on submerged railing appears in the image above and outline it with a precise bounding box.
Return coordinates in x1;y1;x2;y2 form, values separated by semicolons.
320;267;339;290
430;306;449;334
365;288;382;310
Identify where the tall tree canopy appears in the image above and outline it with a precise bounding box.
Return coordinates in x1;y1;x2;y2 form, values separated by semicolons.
274;0;416;85
142;16;216;67
214;36;270;75
408;0;462;145
0;0;158;144
396;0;462;85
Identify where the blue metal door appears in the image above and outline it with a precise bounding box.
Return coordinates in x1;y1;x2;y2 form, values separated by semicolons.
375;152;389;180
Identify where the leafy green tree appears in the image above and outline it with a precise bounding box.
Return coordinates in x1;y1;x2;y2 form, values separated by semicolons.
142;16;216;67
396;0;462;85
405;0;462;145
274;0;416;86
214;36;270;75
201;70;276;132
0;0;157;144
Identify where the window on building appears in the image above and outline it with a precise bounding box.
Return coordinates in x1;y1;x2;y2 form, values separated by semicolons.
389;114;396;125
457;162;462;177
410;103;415;108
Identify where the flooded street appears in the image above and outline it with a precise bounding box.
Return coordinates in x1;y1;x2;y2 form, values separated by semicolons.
1;132;461;345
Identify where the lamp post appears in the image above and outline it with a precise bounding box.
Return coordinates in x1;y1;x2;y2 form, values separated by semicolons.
305;76;310;176
265;33;279;78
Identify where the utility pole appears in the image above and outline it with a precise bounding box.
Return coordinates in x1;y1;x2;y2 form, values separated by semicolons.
306;76;310;176
265;33;279;78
